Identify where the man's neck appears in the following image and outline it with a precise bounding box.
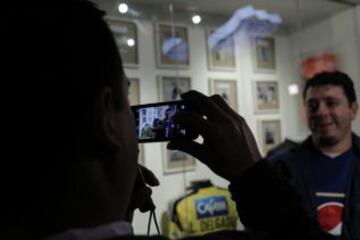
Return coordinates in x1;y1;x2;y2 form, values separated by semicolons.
314;134;352;156
46;156;132;235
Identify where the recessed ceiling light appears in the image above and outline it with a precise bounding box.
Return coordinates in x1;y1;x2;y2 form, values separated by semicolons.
192;15;201;24
118;3;128;14
127;38;135;47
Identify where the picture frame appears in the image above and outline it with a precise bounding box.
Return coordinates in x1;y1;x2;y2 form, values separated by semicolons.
154;23;189;68
251;36;276;73
128;78;140;106
158;75;195;174
162;144;196;174
206;28;236;71
127;78;144;165
158;76;191;101
253;80;280;113
301;52;338;80
106;18;138;68
209;79;238;111
258;119;282;156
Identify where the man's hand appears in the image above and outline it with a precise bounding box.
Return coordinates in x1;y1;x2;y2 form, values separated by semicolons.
168;90;262;181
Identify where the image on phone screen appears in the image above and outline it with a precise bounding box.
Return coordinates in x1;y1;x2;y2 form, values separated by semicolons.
132;100;187;143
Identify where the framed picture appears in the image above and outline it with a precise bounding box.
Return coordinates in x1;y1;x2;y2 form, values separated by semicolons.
209;79;238;111
253;80;280;113
155;23;189;68
252;36;276;72
127;78;144;165
158;76;191;101
107;18;138;67
128;78;140;105
206;29;236;71
162;144;196;174
301;52;338;80
258;119;282;155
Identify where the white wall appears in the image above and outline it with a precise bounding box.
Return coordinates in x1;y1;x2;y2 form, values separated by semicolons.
355;5;360;133
357;6;360;31
332;6;360;133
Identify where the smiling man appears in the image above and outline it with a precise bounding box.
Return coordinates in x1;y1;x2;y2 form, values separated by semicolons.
269;71;360;240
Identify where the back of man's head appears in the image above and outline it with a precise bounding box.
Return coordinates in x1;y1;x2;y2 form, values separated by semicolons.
302;71;357;105
2;0;125;236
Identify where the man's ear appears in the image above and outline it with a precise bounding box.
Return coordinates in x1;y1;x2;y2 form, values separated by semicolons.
95;87;122;150
350;101;359;121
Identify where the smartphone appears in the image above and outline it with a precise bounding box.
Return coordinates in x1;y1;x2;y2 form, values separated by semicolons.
132;100;191;143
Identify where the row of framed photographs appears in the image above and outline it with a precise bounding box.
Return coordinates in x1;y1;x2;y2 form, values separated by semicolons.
107;18;276;72
131;76;280;113
129;76;281;174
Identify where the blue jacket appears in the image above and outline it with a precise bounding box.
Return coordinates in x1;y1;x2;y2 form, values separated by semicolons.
268;134;360;240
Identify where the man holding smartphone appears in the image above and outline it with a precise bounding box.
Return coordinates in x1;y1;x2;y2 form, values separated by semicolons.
3;1;334;240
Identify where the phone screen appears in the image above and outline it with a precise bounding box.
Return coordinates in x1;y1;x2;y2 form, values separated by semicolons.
132;100;188;143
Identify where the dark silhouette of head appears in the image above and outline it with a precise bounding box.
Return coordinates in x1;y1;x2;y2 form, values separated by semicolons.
3;1;138;238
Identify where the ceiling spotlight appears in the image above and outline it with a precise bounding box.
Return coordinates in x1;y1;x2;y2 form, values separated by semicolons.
127;38;135;47
118;3;128;14
288;84;299;96
192;15;201;24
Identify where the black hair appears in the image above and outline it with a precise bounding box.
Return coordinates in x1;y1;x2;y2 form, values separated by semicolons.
303;71;357;105
4;0;126;148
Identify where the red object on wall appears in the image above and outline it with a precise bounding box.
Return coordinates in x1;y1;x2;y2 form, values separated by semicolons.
301;53;338;80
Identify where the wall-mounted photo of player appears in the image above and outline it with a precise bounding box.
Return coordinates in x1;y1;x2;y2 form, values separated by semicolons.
253;80;280;113
258;119;282;156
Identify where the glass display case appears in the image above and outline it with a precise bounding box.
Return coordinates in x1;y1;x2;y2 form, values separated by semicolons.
92;0;360;236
